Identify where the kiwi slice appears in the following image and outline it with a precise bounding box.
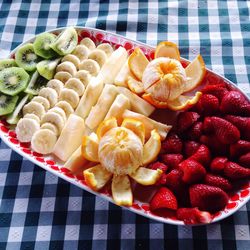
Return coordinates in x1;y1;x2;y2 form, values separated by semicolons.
34;32;57;59
25;71;48;95
36;58;61;80
0;67;30;96
0;93;19;116
15;43;40;71
50;27;78;56
0;59;17;71
6;93;30;124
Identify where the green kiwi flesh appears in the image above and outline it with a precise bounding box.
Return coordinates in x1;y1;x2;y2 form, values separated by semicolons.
15;43;40;71
34;33;57;59
0;67;30;96
0;59;17;71
25;71;48;95
50;27;78;56
36;58;61;80
0;93;19;116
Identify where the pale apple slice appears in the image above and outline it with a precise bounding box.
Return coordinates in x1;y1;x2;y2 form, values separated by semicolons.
116;86;155;116
114;60;133;87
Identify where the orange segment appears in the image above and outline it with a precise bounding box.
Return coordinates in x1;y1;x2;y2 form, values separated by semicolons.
128;47;149;80
127;76;144;95
96;117;118;139
82;133;99;162
183;55;206;93
154;41;181;61
121;118;145;144
142;93;169;109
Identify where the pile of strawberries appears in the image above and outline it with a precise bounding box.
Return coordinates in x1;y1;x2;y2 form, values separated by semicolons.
149;82;250;224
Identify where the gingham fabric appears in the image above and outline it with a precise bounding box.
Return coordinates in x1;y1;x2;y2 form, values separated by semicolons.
0;0;250;249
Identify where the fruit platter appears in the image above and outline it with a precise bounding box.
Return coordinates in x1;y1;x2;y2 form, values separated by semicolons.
0;26;249;225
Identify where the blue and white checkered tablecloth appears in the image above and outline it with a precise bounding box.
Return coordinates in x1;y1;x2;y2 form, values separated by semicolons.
0;0;250;249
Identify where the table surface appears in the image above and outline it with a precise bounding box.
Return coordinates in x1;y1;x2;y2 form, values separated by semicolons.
0;1;250;249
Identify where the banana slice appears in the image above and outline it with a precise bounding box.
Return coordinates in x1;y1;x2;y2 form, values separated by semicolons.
23;101;46;119
31;129;57;154
65;78;85;96
41;122;59;136
54;71;72;84
56;61;77;76
47;79;64;95
75;70;91;86
48;107;67;123
23;113;40;124
79;59;100;76
39;87;58;107
55;101;74;118
72;45;90;62
59;88;79;109
97;43;114;57
16;118;40;143
61;54;80;69
88;49;107;67
32;96;50;111
41;112;64;134
80;37;96;50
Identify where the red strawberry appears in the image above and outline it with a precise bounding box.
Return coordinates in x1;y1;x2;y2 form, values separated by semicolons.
179;159;206;184
220;90;250;116
197;94;219;115
189;184;229;212
203;117;240;144
177;112;200;133
186;121;203;141
202;84;228;101
210;157;228;173
184;141;201;157
149;161;168;172
189;144;211;167
204;173;232;191
225;115;250;141
150;187;178;211
161;133;182;153
224;161;250;179
230;140;250;158
160;154;183;170
177;207;212;225
239;152;250;168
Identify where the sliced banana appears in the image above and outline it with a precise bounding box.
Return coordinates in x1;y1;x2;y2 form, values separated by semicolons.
41;112;64;133
47;79;64;95
56;61;77;76
16;118;40;143
32;96;50;111
65;78;85;96
23;101;46;119
41;122;59;136
23;113;40;124
72;45;90;62
88;49;107;67
97;43;114;57
48;107;67;123
54;71;72;84
75;70;91;86
59;88;79;109
80;37;96;50
61;54;80;69
79;59;100;76
38;87;58;107
31;129;57;154
55;101;74;118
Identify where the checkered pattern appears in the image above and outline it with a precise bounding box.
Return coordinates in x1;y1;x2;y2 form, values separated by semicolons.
0;0;250;249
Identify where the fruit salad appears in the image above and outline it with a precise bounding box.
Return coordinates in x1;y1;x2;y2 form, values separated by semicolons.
0;27;249;225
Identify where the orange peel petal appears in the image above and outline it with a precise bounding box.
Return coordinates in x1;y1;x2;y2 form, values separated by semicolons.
142;93;169;109
96;117;118;139
154;41;181;61
81;133;99;162
127;76;144;95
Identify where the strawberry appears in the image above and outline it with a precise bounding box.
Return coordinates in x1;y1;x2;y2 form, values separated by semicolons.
189;144;211;167
189;184;229;212
225;115;250;141
179;159;206;184
149;161;168;172
186;121;203;141
239;152;250;168
177;112;200;134
150;187;178;211
201;84;228;101
197;94;219;115
230;140;250;158
204;173;232;191
177;207;212;225
224;161;250;179
210;157;228;173
203;116;240;144
184;141;201;157
161;133;182;153
160;154;183;170
220;90;250;116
